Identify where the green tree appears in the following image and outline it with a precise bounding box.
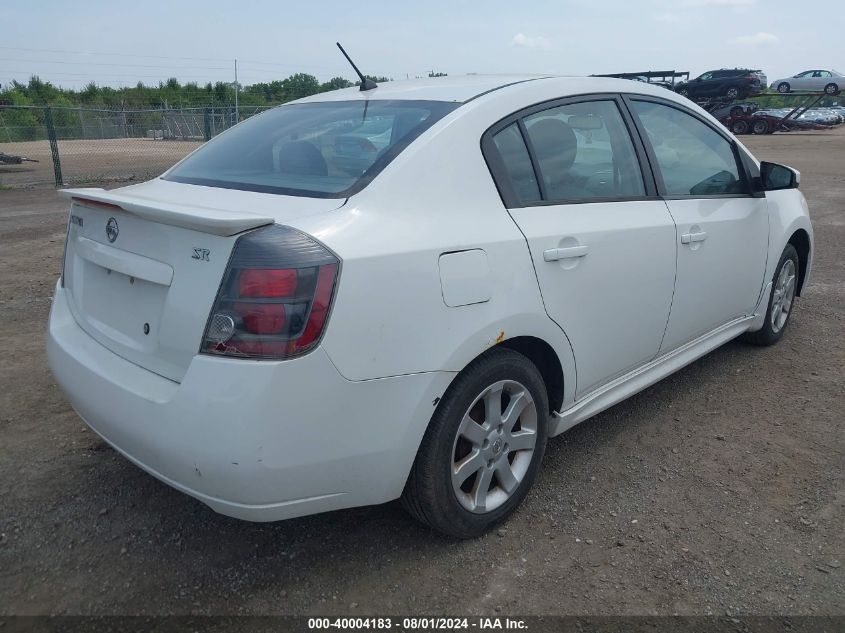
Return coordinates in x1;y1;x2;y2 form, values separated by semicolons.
320;77;354;92
283;73;320;99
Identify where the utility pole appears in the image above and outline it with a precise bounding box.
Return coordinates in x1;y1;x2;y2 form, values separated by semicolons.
234;58;239;122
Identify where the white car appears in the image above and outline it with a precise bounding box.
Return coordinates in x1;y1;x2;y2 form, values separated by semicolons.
771;69;844;94
48;76;814;538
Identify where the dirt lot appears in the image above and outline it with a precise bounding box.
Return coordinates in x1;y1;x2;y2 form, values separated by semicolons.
0;138;200;187
0;129;842;617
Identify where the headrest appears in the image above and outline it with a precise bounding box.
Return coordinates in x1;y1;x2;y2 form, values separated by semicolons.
527;118;578;171
277;140;328;177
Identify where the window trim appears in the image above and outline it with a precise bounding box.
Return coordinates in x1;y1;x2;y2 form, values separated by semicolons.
481;93;659;209
621;94;757;200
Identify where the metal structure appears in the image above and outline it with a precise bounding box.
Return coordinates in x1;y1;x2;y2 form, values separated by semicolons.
0;104;276;186
691;91;840;135
592;70;690;88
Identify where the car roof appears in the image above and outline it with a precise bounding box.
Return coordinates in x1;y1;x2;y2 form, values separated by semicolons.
291;74;671;105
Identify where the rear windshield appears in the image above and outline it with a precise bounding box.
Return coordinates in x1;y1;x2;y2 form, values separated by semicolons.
164;99;459;198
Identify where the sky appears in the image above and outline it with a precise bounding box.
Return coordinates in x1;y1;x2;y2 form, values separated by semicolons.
2;0;842;90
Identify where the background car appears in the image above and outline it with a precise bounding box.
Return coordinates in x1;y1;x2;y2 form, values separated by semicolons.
771;70;844;94
675;68;767;100
709;101;758;120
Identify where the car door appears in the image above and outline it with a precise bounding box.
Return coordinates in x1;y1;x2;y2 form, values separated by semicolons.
483;96;677;397
814;70;833;90
695;72;715;97
793;71;814;90
626;98;768;353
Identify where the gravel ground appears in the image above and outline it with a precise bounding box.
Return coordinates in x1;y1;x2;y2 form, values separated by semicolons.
0;129;842;617
0;138;200;187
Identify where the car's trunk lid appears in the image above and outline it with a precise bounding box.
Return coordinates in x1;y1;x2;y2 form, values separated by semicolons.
59;180;345;382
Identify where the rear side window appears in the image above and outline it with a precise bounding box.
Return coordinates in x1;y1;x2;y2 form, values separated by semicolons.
630;100;745;196
491;124;541;204
165;100;458;198
522;100;646;201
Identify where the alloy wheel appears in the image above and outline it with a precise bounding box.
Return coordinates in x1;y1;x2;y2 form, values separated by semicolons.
450;380;538;514
726;87;739;98
770;259;796;333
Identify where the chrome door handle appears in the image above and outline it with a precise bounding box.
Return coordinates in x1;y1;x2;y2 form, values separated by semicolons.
681;231;708;244
543;245;589;262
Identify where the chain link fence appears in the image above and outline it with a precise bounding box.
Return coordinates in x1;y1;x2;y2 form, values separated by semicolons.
0;104;277;187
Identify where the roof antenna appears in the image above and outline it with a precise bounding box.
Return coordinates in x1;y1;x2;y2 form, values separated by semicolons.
336;42;378;91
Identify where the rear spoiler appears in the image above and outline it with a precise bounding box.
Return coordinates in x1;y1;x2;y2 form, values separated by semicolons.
59;188;274;237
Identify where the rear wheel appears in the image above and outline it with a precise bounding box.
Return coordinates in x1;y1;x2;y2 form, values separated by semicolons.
777;82;790;94
402;348;549;538
742;244;799;346
679;88;690;97
726;86;740;99
752;119;769;134
824;83;839;95
731;119;749;134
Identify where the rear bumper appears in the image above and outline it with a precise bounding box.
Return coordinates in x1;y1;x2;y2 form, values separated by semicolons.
47;283;453;521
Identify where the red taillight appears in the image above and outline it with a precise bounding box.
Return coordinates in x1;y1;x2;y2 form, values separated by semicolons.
235;302;287;334
290;263;338;352
200;224;339;360
239;269;297;297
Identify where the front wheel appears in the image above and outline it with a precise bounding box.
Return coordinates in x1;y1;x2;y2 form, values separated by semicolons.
777;82;790;94
726;86;739;99
402;348;549;538
742;244;799;346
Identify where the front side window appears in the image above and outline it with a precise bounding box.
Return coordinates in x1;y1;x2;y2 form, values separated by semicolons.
165;100;458;197
630;100;745;196
522;100;646;201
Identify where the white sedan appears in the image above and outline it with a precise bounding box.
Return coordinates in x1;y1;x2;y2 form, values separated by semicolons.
771;69;844;94
48;76;814;538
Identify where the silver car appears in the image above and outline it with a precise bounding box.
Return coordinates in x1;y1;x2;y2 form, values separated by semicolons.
771;70;844;94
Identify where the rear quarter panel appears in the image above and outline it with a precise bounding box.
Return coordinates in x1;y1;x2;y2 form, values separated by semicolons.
286;80;616;409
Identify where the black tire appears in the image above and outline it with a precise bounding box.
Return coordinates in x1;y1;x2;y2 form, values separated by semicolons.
777;82;790;94
726;86;739;99
752;119;769;134
742;244;800;346
731;119;749;134
679;88;690;97
824;83;839;95
402;348;549;538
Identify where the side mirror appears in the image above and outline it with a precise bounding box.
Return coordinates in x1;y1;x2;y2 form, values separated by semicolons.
759;161;800;191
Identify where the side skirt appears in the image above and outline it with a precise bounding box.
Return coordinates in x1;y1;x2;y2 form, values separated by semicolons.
549;315;755;437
